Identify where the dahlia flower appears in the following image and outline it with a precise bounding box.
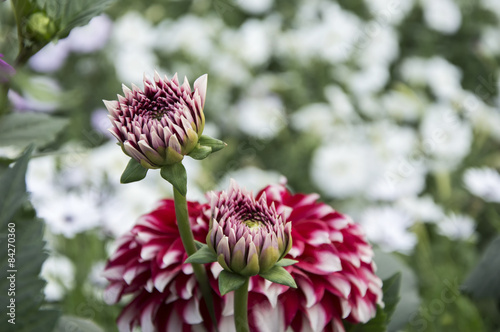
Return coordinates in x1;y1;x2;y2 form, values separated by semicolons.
207;180;292;277
104;72;206;168
103;183;383;332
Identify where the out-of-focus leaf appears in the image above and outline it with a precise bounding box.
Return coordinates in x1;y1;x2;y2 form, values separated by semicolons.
373;249;421;331
462;235;500;299
0;113;68;148
36;0;114;39
0;147;60;332
54;316;105;332
0;146;32;227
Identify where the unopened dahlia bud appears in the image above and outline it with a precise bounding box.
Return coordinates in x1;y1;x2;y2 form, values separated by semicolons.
207;180;292;277
104;72;206;169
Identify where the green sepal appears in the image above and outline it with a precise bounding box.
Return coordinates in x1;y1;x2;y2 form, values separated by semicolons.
160;162;187;196
259;265;297;288
188;145;212;160
198;135;227;152
275;258;299;267
218;270;248;295
194;240;205;250
184;244;218;264
120;158;148;183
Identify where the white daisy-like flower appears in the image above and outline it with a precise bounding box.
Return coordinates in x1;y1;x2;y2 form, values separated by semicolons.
426;57;463;100
36;192;101;238
359;206;417;254
235;0;274;14
41;255;76;301
217;166;282;193
291;103;333;134
364;0;415;25
396;195;445;223
463;167;500;203
420;103;472;169
311;142;378;199
235;95;286;139
422;0;462;34
380;89;422;122
437;214;476;241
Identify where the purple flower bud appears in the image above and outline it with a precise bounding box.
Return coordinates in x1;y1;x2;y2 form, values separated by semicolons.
104;72;207;168
207;180;292;277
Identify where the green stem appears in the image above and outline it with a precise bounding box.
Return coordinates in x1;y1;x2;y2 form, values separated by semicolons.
233;278;250;332
435;171;451;203
173;188;218;330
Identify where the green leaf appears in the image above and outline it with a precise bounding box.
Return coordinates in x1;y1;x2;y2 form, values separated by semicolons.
36;0;115;39
462;235;500;299
188;145;212;160
185;245;217;264
0;113;69;149
198;135;227;153
381;272;402;322
120;158;148;184
372;249;420;331
0;151;60;332
218;270;248;296
275;258;298;267
0;146;33;227
259;265;297;288
160;163;187;196
54;316;105;332
194;240;205;250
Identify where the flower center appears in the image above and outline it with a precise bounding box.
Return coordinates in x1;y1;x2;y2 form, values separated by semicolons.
243;219;261;229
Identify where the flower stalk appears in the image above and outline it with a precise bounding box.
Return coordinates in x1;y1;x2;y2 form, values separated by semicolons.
173;187;218;329
233;278;250;332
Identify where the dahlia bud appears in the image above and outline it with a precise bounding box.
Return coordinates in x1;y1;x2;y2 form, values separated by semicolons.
207;180;293;277
104;72;208;169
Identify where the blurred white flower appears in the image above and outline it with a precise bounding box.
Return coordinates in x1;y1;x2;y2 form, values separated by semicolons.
88;261;108;288
349;65;390;95
359;206;417;254
27;155;56;197
463;167;500;203
368;160;426;201
311;143;377;198
482;0;500;18
437;214;475;241
41;255;75;301
235;95;286;139
291;103;333;134
479;26;500;56
364;0;415;25
65;14;112;53
217;166;283;193
396;195;445;223
426;57;463;100
155;15;221;60
381;89;422;122
36;192;101;238
422;0;462;34
101;179;166;237
209;52;251;86
221;18;277;67
278;2;361;64
110;12;158;84
357;24;399;69
400;57;428;85
235;0;274;14
420;103;472;169
324;85;358;121
29;41;70;72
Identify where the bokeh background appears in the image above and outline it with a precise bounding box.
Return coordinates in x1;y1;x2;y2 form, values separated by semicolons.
1;0;500;331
